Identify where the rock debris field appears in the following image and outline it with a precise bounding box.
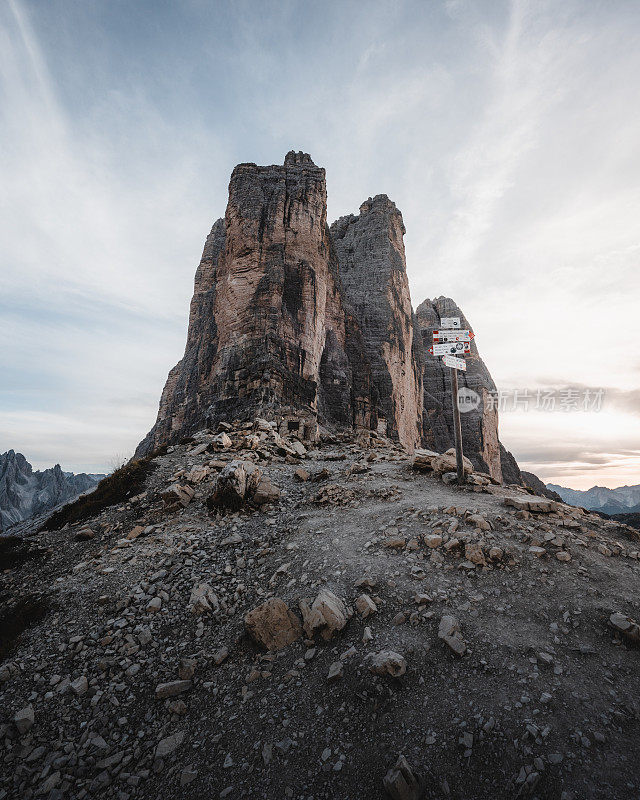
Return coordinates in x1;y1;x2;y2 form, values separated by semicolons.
1;420;639;800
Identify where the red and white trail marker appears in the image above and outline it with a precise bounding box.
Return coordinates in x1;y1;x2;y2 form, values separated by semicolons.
433;329;474;343
442;354;467;371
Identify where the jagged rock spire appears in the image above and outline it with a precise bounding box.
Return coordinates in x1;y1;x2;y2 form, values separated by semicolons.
136;153;520;484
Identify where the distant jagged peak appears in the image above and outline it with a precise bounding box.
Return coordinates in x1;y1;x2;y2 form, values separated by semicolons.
0;451;105;532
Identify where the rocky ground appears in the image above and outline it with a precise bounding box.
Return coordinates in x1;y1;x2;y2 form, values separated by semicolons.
1;421;639;800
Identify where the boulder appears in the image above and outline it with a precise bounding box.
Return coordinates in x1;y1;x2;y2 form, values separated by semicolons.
464;543;486;565
467;513;490;530
244;597;302;650
300;590;352;640
504;495;557;513
0;661;20;683
70;676;88;696
155;731;185;760
289;440;307;457
252;475;280;506
161;483;195;509
187;583;219;615
383;755;420;800
368;651;407;677
14;705;34;735
126;525;145;541
431;448;474;475
207;461;249;510
411;449;438;471
186;466;210;483
213;432;233;449
355;594;377;618
438;614;466;656
206;460;279;509
155;680;192;699
610;612;640;645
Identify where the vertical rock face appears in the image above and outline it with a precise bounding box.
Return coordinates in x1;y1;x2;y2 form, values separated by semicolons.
137;152;376;457
416;297;516;483
136;219;226;457
137;151;522;484
330;196;423;450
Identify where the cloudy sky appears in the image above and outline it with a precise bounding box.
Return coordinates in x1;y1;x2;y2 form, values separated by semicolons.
1;0;639;489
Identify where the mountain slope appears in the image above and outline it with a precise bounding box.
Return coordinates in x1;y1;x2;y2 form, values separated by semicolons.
548;482;640;511
2;421;639;799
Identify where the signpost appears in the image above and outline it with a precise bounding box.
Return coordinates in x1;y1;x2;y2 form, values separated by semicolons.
442;354;466;371
429;341;470;357
438;317;465;485
433;329;474;342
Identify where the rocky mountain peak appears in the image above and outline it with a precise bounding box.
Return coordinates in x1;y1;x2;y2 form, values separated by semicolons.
137;152;521;485
358;193;404;225
283;150;317;167
0;451;104;532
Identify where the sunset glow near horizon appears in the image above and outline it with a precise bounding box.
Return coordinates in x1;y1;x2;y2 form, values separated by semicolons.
1;0;639;491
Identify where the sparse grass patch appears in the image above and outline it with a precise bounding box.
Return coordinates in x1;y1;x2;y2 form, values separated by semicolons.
42;446;167;531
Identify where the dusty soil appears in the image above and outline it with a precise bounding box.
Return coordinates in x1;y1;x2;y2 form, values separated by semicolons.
1;427;639;800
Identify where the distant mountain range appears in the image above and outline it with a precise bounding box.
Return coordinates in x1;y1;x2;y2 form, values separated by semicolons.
547;482;640;516
0;450;105;532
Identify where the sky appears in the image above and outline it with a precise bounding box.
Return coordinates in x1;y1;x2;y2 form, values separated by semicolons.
1;0;639;489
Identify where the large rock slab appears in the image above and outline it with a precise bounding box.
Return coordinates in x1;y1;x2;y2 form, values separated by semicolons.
431;448;474;475
504;495;558;513
244;597;302;650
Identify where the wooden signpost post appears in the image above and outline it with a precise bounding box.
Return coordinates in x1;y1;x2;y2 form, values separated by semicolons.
433;318;467;485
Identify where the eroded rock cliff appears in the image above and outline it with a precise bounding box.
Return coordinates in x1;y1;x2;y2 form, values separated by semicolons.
137;151;521;484
137;152;376;457
330;195;423;451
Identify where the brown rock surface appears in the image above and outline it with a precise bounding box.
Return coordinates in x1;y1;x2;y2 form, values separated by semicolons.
330;196;423;450
136;152;524;490
137;153;376;456
244;597;302;650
